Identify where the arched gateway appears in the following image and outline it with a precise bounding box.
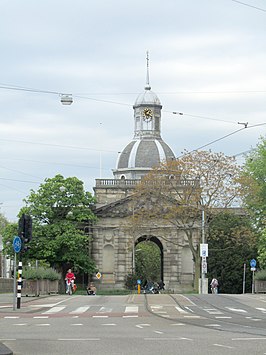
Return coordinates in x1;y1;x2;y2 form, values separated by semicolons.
91;55;198;292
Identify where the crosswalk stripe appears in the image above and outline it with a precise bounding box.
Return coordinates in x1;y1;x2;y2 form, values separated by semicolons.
70;306;90;314
125;306;138;313
42;306;65;314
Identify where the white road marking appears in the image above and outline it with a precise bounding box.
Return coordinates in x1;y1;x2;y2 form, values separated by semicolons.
184;306;194;313
136;324;151;329
256;307;266;313
102;323;116;326
204;308;223;315
184;315;201;318
215;316;232;319
14;323;27;326
70;306;90;314
99;307;112;313
71;323;83;326
42;306;65;314
58;338;100;341
232;337;266;341
175;306;188;314
4;316;19;319
33;316;49;319
213;344;234;349
205;324;221;327
123;315;138;318
125;306;138;313
154;331;164;334
171;323;185;326
226;307;247;313
93;315;109;318
36;324;50;326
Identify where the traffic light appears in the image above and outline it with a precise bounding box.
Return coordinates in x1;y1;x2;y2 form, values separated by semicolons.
18;214;32;253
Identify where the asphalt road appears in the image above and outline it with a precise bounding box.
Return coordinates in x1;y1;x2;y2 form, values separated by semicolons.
1;293;266;354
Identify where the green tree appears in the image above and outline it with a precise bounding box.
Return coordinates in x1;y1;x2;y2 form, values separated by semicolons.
242;136;266;230
3;174;97;275
135;241;161;284
207;212;258;293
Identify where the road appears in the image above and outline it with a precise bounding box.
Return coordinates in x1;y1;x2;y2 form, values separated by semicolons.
1;293;266;354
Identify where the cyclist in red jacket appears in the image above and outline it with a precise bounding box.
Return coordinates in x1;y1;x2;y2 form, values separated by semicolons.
65;269;75;294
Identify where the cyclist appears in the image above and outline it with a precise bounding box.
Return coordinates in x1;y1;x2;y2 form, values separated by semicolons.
65;269;75;294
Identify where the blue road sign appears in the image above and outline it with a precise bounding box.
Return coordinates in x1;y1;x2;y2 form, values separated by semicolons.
137;279;142;285
250;259;257;268
13;236;22;253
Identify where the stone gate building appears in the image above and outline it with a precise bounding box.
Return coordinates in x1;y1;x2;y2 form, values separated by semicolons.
91;60;199;292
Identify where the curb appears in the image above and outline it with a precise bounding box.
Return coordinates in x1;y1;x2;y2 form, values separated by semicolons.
0;343;13;355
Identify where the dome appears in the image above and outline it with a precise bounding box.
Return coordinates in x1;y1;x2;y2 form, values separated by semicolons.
113;138;175;179
134;87;161;107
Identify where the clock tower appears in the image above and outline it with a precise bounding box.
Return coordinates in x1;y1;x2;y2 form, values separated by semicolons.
113;53;175;180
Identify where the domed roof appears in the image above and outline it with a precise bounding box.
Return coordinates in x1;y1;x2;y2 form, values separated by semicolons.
114;138;175;177
134;87;161;107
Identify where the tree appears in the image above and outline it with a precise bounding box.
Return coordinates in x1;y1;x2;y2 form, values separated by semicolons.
242;136;266;230
3;174;97;276
135;241;161;284
133;150;243;290
207;212;258;293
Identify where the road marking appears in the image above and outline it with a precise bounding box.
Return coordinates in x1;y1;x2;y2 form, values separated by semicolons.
175;306;188;314
204;308;223;315
144;337;191;341
71;323;83;326
154;331;164;334
102;323;116;326
232;337;266;341
205;324;221;327
213;344;234;349
215;316;232;319
125;306;138;313
184;306;194;313
171;323;185;326
99;307;112;313
42;306;65;314
33;316;49;319
184;315;201;318
58;338;100;341
14;323;27;326
123;315;138;318
226;307;247;313
4;316;19;319
36;324;50;326
70;306;90;314
136;324;151;329
256;307;266;313
93;315;109;318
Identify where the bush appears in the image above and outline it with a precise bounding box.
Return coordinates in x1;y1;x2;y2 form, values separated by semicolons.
23;267;60;281
255;270;266;281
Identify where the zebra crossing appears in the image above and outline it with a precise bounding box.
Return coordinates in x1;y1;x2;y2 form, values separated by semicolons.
39;305;141;317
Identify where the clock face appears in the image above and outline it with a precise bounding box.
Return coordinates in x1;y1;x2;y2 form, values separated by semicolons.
142;108;153;122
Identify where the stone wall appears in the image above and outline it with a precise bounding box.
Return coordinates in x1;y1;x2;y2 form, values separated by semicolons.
0;278;13;293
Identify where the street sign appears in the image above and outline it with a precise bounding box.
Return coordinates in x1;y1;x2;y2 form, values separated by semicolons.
202;259;208;273
250;259;257;268
200;243;208;257
137;279;141;285
13;236;21;253
96;272;102;279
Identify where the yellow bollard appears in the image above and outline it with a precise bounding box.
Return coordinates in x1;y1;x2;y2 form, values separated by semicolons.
137;284;141;294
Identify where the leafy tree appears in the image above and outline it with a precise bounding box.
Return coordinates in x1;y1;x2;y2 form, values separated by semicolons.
207;212;258;293
133;150;243;290
241;136;266;230
135;241;161;284
3;174;97;276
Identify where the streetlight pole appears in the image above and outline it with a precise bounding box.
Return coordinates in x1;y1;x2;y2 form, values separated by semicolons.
201;208;205;294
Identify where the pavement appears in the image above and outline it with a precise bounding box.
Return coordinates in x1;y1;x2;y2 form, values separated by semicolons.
0;293;51;355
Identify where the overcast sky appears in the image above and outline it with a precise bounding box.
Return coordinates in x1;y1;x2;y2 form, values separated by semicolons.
0;0;265;222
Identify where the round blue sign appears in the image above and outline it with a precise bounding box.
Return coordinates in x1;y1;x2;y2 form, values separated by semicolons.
137;279;142;285
250;259;257;268
13;236;22;253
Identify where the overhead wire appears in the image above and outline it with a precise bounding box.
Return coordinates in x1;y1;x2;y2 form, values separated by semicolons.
231;0;266;12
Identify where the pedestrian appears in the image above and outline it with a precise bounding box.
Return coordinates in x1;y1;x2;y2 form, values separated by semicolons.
210;278;218;294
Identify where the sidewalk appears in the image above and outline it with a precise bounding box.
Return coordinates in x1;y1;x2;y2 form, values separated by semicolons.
0;293;50;313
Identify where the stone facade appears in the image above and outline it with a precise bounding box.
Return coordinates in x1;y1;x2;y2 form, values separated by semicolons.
92;179;200;292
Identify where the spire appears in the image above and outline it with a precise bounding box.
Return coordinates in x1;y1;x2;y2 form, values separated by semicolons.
145;51;151;91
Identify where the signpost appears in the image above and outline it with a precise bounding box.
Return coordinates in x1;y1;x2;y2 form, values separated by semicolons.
250;259;257;294
12;236;21;311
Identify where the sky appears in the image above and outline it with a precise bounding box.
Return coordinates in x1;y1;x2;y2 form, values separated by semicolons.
0;0;265;222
